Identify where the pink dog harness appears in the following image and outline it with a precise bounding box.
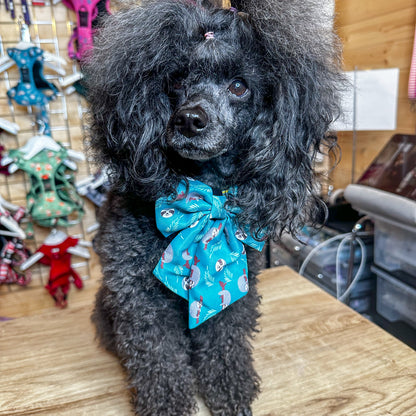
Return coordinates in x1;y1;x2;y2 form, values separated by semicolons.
63;0;111;61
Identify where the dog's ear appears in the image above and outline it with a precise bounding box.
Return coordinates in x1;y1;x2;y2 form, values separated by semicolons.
234;0;342;240
85;3;194;197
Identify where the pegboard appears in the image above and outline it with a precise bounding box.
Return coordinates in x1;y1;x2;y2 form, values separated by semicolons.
0;1;98;311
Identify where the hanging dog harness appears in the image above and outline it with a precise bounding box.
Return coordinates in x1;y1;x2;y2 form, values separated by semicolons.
7;46;57;136
0;207;31;286
0;238;31;286
8;146;84;228
63;0;111;61
153;179;265;329
37;236;84;308
7;46;58;107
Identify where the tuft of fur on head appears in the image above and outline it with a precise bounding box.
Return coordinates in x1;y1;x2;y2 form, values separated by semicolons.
86;0;343;241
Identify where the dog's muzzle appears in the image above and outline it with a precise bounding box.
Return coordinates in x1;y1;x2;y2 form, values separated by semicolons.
167;105;227;161
172;106;208;138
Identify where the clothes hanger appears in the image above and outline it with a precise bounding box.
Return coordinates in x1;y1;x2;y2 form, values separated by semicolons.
76;168;109;196
60;72;84;96
20;229;90;271
0;195;21;213
44;228;69;245
42;229;92;250
0;118;20;135
0;22;67;76
19;133;62;159
17;121;86;163
1;133;86;173
0;201;26;239
60;72;84;89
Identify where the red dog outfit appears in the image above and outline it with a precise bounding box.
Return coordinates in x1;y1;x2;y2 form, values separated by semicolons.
37;236;83;308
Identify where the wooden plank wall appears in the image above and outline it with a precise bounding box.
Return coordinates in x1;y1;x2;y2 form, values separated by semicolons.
333;0;416;189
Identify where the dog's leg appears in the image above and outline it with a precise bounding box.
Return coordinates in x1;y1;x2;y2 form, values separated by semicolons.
191;280;261;416
92;285;117;354
92;205;199;415
106;287;197;416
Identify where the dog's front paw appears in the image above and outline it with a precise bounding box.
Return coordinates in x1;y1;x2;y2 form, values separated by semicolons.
237;408;252;416
211;407;252;416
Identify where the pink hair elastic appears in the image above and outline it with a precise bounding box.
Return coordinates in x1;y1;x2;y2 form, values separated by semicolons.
204;32;215;40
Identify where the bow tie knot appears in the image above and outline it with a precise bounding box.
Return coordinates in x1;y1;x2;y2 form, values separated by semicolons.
210;195;229;220
153;179;264;328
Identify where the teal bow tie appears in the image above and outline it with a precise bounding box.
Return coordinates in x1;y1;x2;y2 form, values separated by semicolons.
153;179;264;329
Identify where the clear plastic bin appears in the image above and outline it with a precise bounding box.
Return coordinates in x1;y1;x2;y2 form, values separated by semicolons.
373;218;416;276
374;266;416;329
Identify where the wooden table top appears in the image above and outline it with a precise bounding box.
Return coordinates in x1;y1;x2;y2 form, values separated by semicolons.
1;266;415;415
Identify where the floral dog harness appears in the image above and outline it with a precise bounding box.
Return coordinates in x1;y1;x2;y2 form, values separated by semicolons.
8;145;84;227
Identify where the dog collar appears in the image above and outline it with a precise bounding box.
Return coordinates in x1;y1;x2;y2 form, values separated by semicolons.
153;179;264;329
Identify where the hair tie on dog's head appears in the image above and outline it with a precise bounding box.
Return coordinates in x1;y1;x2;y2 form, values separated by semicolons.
204;31;215;40
229;7;238;13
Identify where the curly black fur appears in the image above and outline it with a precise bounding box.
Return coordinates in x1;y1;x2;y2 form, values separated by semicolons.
86;1;343;415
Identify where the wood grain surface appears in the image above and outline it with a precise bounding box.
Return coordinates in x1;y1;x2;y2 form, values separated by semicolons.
1;266;415;416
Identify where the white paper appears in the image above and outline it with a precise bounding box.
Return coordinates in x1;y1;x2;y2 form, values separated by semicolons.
332;68;400;131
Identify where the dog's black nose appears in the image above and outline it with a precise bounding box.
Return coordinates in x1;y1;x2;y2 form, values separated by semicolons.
173;107;208;138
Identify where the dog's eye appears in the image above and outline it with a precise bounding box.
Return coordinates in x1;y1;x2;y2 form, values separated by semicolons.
173;80;184;90
171;75;185;91
167;72;186;92
228;79;248;97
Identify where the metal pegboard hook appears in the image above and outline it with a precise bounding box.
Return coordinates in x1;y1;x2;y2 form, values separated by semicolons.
36;118;47;136
18;18;32;43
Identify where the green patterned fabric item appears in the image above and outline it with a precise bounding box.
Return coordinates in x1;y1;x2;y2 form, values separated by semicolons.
9;145;84;227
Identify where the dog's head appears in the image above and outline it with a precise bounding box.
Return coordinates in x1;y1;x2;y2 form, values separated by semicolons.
87;0;343;239
165;67;256;163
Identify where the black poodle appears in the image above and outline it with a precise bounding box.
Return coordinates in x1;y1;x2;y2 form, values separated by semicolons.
86;0;342;415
